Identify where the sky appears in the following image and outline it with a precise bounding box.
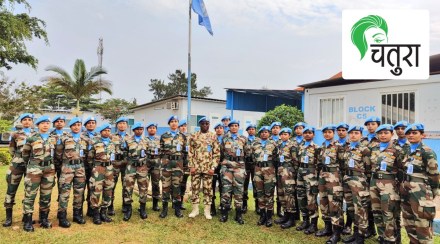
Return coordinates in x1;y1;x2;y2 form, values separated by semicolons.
4;0;440;105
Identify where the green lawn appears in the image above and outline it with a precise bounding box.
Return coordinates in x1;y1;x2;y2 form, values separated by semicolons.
0;165;436;243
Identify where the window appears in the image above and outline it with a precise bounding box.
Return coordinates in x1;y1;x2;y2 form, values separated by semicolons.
381;92;415;124
319;98;344;127
190;115;205;127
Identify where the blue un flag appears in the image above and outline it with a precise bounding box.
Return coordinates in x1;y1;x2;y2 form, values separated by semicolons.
191;0;213;35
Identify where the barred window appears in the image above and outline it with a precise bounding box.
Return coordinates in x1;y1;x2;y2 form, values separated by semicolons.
381;92;415;124
319;98;344;127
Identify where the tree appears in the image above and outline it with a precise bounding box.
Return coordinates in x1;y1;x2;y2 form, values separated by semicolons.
148;69;212;101
257;104;304;130
40;84;101;111
0;0;48;70
42;59;112;111
97;98;135;124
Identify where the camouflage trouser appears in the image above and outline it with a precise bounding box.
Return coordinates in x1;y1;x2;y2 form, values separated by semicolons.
243;161;256;201
161;158;183;203
180;159;190;199
147;158;161;200
343;172;354;218
89;165;114;209
191;173;213;205
4;161;26;208
112;159;127;202
54;159;62;188
23;163;56;214
123;162;149;204
370;177;400;242
84;162;93;205
220;162;245;209
58;163;86;211
297;167;319;218
400;181;435;244
277;163;296;213
318;170;343;226
255;164;276;211
212;165;223;202
343;174;370;235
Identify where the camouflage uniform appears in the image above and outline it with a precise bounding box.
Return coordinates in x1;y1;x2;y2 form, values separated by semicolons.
82;130;97;215
51;129;68;183
343;142;371;237
243;135;257;211
110;132;130;212
188;131;220;205
180;132;190;206
4;127;34;209
400;142;439;244
369;141;402;242
145;135;162;201
212;135;224;213
277;139;298;215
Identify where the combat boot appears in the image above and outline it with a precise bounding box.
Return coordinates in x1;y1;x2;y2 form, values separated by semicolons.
40;211;52;229
219;207;229;222
180;200;186;210
293;208;301;220
123;204;132;221
316;220;333;237
281;212;296;229
86;201;93;217
346;234;365;244
210;201;217;216
326;225;342;244
93;208;102;225
58;211;71;228
304;217;318;234
242;200;248;214
276;201;283;218
159;202;168;218
22;214;34;232
257;209;266;225
73;208;86;224
189;204;200;218
204;205;212;220
174;201;184;218
343;226;358;243
255;200;261;214
296;213;310;231
235;207;244;225
3;208;12;227
342;214;353;235
274;210;289;225
265;210;273;227
152;198;160;211
364;211;376;238
100;207;112;222
395;214;401;244
108;201;115;216
139;203;148;219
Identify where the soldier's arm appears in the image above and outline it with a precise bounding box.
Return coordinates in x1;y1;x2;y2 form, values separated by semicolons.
363;147;372;181
88;141;95;161
212;135;221;169
291;145;299;172
424;148;440;196
8;133;16;155
187;135;194;168
55;137;65;162
159;135;165;155
273;142;279;162
22;138;31;163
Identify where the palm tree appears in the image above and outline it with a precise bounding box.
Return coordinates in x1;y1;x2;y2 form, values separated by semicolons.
42;59;112;111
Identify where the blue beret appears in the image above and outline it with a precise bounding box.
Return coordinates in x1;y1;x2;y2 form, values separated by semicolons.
131;122;143;131
35;115;51;125
394;120;409;129
115;117;129;124
322;124;336;132
18;113;34;122
198;117;209;124
52;115;66;124
68;117;82;127
83;116;97;125
245;124;256;131
364;116;381;126
146;122;158;129
270;122;282;129
221;115;231;121
178;119;187;127
214;123;223;129
303;126;315;134
293;122;307;130
280;127;292;134
404;123;424;134
228;119;240;127
348;125;364;133
375;124;394;133
258;126;270;134
97;123;111;133
336;123;349;130
168;115;179;124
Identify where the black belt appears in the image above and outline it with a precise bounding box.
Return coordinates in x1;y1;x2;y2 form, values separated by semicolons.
165;155;182;160
130;160;146;167
299;163;315;169
403;174;426;183
257;161;274;167
29;160;53;166
226;156;244;162
279;161;293;167
66;159;82;165
115;154;124;160
94;161;112;167
372;172;396;180
345;169;364;176
147;154;160;159
322;166;339;173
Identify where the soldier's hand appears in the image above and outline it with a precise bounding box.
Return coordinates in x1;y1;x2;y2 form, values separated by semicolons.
190;167;196;175
207;169;215;176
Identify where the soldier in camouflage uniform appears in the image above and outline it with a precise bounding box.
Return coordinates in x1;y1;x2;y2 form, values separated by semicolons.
292;122;306;221
270;122;284;218
88;123;116;225
316;125;345;244
253;126;279;227
274;128;298;229
159;115;187;218
294;126;320;235
219;119;247;225
369;124;402;243
211;122;224;215
221;115;231;134
122;122;148;221
51;115;67;204
57;117;87;228
188;117;221;219
360;116;381;239
109;116;130;216
145;122;161;212
400;123;439;244
342;125;371;244
243;124;257;214
82;116;98;217
3;113;34;227
21;116;57;232
178;119;190;211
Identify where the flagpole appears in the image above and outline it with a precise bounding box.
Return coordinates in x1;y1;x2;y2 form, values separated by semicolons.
187;0;192;133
